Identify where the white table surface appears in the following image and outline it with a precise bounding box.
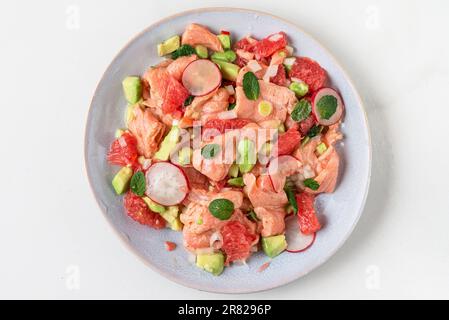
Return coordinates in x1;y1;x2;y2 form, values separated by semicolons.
1;0;448;299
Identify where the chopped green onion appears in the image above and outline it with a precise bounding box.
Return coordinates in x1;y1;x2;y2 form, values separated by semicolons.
227;177;244;187
315;143;328;155
304;178;320;191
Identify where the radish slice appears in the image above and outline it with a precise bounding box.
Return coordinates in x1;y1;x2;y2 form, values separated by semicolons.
145;162;189;206
312;87;344;126
285;215;316;253
284;57;296;68
182;59;222;96
267;155;300;193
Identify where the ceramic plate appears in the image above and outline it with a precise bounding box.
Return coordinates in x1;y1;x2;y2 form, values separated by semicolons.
85;8;371;293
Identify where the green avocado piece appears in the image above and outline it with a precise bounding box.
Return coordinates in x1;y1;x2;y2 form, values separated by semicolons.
157;35;180;56
227;177;244;187
124;104;135;125
178;147;192;166
115;129;125;138
212;59;240;81
237;139;256;174
262;235;287;258
154;125;181;161
228;164;239;178
112;167;133;195
211;50;236;63
143;197;166;214
169;216;183;231
217;34;231;50
194;45;208;59
196;252;225;276
315;142;328;155
153;205;183;231
122;76;142;104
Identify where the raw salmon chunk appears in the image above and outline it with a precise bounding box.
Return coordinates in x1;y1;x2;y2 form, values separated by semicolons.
128;106;166;158
254;207;286;237
143;67;189;116
234;80;297;125
182;23;223;52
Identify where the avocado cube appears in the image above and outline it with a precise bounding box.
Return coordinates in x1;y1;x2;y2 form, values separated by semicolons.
122;76;142;104
115;129;125;138
211;50;237;63
178;147;192;166
227;177;244;187
228;164;239;178
212;59;240;81
262;235;287;258
217;34;231;50
157;35;180;56
154;125;181;161
143;197;166;214
169;217;183;231
112;167;133;195
154;205;182;231
196;253;225;276
124;103;141;126
194;45;208;59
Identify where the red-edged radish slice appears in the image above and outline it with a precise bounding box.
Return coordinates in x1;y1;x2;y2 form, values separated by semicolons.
182;59;222;96
145;162;189;206
285;215;316;253
312;87;344;126
267;155;300;193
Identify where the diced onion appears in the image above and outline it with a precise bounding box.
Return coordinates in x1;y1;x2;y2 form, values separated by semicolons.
268;33;282;42
233;259;249;267
118;136;127;147
209;231;223;249
187;252;196;264
172;119;180;126
247;60;262;72
303;165;315;179
263;64;279;83
217;110;237;120
284;57;296;67
224;85;235;95
290;77;303;83
285;45;294;56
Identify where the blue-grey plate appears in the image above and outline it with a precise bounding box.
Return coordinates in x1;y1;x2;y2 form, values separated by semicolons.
85;8;371;293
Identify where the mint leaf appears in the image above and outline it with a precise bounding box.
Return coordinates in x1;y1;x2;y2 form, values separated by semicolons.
184;95;194;106
130;171;146;196
307;125;323;138
247;210;260;222
201;144;220;159
242;72;260;100
304;178;320;191
228;103;236;110
291;99;312;122
284;186;298;215
171;45;195;59
317;95;337;120
208;199;234;220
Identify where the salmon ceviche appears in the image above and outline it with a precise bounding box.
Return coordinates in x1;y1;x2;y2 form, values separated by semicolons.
107;24;344;276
